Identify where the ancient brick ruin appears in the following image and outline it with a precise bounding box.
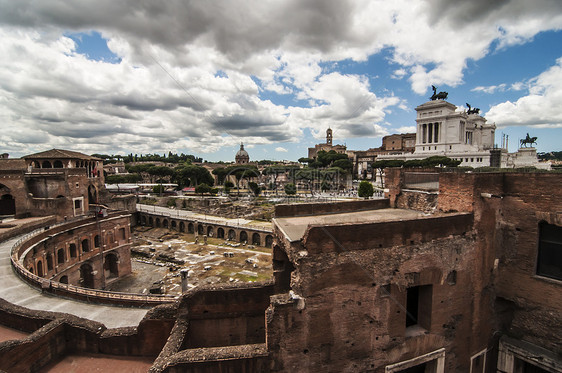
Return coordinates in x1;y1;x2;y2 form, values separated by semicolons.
0;170;560;372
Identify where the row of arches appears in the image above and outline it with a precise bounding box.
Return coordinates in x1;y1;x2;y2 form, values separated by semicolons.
27;224;129;280
31;253;120;289
139;214;274;247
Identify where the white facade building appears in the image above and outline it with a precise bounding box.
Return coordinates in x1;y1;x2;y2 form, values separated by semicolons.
378;98;549;169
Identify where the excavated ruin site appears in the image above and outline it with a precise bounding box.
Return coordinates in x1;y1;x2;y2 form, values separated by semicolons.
107;226;273;295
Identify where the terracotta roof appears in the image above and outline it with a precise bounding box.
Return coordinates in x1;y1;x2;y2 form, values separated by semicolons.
23;149;101;160
0;159;26;171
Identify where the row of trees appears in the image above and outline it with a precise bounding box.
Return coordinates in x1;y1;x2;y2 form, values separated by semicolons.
92;152;203;165
106;162;214;188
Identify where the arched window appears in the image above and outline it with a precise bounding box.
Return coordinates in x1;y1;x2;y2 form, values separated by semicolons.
69;243;77;258
57;248;65;264
53;160;63;168
59;275;68;284
81;238;90;253
94;235;101;248
217;227;225;239
46;253;53;271
41;160;52;168
36;260;44;277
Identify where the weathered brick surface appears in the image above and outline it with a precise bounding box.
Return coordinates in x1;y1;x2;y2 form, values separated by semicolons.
275;198;389;218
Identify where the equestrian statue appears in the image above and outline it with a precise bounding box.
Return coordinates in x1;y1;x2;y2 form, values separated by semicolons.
520;133;537;148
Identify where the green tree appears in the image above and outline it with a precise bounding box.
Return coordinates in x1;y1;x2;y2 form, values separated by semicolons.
174;163;214;188
212;167;228;185
358;180;374;199
248;182;261;197
195;183;211;195
371;159;404;188
284;183;297;195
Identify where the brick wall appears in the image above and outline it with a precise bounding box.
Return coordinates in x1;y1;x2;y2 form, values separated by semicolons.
275;198;389;218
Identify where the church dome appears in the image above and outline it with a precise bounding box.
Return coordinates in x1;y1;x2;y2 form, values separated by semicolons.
235;143;250;164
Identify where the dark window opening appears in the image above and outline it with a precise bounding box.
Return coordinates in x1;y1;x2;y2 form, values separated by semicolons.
406;285;432;330
537;222;562;281
69;244;77;258
406;286;419;327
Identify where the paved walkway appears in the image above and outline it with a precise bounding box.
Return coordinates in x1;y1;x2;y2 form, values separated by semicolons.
0;236;149;329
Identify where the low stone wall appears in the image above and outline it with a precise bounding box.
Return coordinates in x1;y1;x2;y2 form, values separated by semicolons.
0;216;56;243
150;282;274;372
275;198;389;218
303;213;474;255
0;299;177;372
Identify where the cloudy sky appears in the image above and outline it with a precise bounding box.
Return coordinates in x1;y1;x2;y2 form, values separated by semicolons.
1;0;561;162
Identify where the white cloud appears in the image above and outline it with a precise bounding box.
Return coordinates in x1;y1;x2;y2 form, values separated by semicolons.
275;147;288;152
0;0;561;157
486;58;562;128
472;84;508;94
396;126;416;133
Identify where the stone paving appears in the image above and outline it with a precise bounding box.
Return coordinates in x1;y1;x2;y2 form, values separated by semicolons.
0;236;149;329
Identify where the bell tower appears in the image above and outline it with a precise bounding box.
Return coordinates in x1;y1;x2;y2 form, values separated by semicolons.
326;128;333;146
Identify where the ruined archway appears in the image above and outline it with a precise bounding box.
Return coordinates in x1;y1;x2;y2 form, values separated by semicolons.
217;227;225;239
171;221;177;230
163;219;169;228
0;193;15;215
149;217;154;227
188;223;194;233
197;224;204;235
207;226;214;237
228;229;236;240
155;218;161;228
104;253;119;278
79;263;95;288
239;231;248;244
179;222;185;232
252;233;261;246
59;275;68;284
265;235;273;248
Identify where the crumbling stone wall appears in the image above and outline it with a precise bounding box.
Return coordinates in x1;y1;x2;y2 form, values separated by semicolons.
0;300;176;372
268;213;490;372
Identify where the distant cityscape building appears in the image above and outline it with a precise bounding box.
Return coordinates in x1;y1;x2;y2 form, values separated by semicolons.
378;97;549;169
308;128;347;159
0;149;105;219
235;143;250;164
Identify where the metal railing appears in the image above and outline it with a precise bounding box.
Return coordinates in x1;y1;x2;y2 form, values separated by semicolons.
136;204;273;232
